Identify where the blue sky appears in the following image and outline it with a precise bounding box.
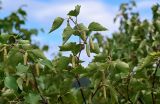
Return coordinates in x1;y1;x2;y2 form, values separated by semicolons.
0;0;158;65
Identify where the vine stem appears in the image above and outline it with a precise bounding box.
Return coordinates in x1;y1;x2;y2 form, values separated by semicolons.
151;60;160;104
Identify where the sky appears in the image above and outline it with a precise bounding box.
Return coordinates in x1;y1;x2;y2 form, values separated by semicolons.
0;0;159;66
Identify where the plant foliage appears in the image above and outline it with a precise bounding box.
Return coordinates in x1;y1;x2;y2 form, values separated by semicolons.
0;1;160;104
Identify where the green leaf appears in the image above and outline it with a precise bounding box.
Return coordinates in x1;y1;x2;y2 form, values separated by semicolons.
4;76;18;90
0;69;5;79
39;59;53;70
73;23;88;36
0;34;11;43
56;56;71;69
155;20;160;32
59;42;84;55
88;22;107;31
94;33;103;46
63;92;78;104
156;68;160;77
49;17;64;33
18;8;26;16
133;92;140;104
75;23;88;31
24;93;41;104
67;5;81;16
107;84;119;103
139;55;154;70
16;63;29;75
138;52;160;70
42;45;49;51
17;78;23;90
28;49;46;61
18;40;30;44
115;60;130;73
71;65;88;74
93;53;108;62
20;44;33;50
131;35;140;43
7;48;23;69
139;39;147;49
62;25;75;44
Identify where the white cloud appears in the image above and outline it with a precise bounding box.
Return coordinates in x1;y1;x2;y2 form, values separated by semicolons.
1;0;118;35
34;0;119;34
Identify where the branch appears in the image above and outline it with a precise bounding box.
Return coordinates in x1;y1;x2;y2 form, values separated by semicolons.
126;80;132;103
126;71;133;104
69;17;85;37
91;80;102;99
91;81;133;103
69;17;87;104
31;65;48;104
115;87;127;101
75;75;87;104
151;60;160;104
58;96;64;104
125;62;136;104
138;97;144;104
